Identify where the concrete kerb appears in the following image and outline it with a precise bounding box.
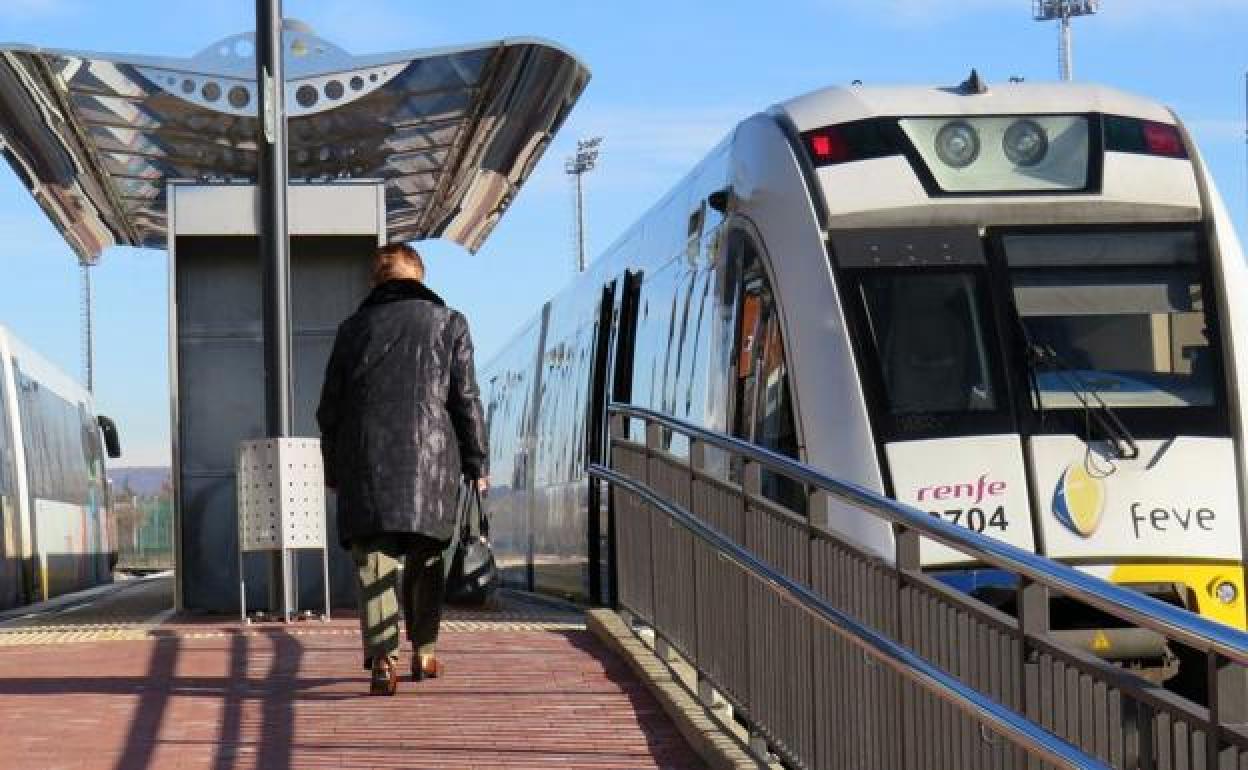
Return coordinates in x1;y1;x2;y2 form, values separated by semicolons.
586;608;770;770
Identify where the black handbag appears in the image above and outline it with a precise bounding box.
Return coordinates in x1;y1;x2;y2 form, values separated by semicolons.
445;483;499;605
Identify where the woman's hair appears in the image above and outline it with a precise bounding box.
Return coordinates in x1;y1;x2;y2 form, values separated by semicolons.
373;242;426;283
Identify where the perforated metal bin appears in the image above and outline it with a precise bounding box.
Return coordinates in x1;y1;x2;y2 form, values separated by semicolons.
236;438;331;622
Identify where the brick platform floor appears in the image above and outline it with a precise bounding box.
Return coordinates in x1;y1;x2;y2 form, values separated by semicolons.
0;580;705;769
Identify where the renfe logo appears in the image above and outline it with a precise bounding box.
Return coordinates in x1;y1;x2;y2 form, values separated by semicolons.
916;474;1006;504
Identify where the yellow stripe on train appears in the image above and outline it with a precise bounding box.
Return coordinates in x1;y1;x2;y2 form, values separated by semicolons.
1109;563;1247;630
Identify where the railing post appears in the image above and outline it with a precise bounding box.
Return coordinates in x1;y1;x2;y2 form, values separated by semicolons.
1211;651;1248;768
893;522;921;769
809;487;830;768
609;412;628;445
645;421;663;457
690;438;707;663
644;417;661;629
1017;576;1050;744
895;524;921;572
689;440;707;515
741;459;762;743
742;460;762;499
606;412;627;609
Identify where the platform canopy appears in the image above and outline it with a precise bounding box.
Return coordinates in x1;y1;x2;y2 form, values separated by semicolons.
0;21;590;263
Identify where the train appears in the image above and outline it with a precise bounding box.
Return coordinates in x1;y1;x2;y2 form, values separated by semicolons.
479;75;1248;647
0;324;121;611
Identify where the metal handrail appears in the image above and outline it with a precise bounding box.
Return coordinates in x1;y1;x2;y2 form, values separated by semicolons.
609;402;1248;667
591;464;1109;770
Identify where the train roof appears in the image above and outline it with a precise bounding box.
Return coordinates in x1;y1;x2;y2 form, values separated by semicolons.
776;81;1177;132
0;324;93;406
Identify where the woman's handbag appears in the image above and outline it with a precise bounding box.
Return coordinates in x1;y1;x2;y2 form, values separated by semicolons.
445;483;499;605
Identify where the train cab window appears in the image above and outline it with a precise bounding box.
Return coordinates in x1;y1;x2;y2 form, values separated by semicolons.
728;234;802;510
732;280;763;440
754;300;799;460
1004;230;1219;411
730;241;798;457
859;272;1000;415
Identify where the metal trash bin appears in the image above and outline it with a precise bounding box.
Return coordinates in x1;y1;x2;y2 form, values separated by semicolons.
236;438;331;623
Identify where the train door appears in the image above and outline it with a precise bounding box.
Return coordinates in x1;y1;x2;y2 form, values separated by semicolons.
595;270;641;606
586;281;616;605
832;228;1038;574
612;270;643;405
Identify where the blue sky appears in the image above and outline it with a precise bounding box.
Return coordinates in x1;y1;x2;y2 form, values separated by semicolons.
1;0;1245;467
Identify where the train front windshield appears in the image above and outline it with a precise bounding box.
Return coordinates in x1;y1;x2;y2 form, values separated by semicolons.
860;272;1001;416
1004;230;1218;411
847;227;1223;435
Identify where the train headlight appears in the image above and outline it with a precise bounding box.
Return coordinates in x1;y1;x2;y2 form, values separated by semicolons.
897;115;1090;193
934;122;980;168
1216;581;1238;605
1003;120;1049;167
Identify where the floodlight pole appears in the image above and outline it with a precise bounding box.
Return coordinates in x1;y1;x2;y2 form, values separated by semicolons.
255;0;293;618
574;173;586;272
81;262;94;393
1059;14;1073;82
565;137;602;273
1033;1;1099;82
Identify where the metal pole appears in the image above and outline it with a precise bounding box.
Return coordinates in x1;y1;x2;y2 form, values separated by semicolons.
255;0;292;617
1059;14;1073;81
81;264;94;393
575;173;586;272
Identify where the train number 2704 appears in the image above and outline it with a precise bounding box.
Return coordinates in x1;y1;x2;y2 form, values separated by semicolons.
928;506;1009;533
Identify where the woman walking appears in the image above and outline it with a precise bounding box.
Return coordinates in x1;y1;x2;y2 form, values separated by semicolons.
317;242;489;696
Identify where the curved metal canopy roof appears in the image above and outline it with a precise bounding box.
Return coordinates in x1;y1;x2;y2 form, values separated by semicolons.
0;21;590;262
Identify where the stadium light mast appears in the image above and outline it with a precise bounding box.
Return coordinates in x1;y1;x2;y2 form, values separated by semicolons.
80;260;95;393
565;137;602;273
1033;0;1100;81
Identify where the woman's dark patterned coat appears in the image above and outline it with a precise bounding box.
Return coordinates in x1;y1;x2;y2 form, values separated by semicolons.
316;279;489;546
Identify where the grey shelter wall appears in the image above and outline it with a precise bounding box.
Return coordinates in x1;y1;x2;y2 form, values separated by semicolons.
175;235;372;612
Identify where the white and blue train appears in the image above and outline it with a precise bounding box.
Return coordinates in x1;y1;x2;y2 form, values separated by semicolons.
0;324;120;611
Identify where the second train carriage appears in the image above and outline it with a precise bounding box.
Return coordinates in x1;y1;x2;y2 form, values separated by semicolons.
0;324;121;611
480;78;1248;649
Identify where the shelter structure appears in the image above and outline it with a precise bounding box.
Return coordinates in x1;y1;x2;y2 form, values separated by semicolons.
0;21;590;611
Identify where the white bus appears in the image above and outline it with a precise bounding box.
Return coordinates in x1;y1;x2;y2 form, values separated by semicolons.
481;77;1248;658
0;324;120;610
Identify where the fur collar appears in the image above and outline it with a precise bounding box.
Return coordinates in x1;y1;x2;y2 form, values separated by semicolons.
361;279;446;309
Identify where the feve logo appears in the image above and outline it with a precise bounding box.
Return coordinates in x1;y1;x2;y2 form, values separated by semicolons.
1052;463;1106;538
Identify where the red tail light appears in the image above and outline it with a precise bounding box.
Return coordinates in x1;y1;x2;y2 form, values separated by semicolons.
1105;115;1188;159
800;119;907;167
807;128;851;163
1142;121;1185;157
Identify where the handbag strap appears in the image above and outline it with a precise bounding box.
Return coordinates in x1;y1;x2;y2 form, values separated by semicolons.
472;484;490;539
462;482;490;540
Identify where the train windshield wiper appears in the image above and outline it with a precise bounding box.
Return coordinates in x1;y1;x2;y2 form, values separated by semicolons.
1029;344;1140;460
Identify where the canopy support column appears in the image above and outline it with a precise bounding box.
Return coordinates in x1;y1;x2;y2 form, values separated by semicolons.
255;0;293;618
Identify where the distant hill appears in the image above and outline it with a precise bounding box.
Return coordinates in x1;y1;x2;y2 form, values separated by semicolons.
108;466;171;497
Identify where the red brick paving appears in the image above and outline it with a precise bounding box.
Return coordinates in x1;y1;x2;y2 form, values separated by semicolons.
0;625;705;769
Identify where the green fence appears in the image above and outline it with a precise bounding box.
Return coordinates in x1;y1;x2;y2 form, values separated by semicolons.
115;495;174;571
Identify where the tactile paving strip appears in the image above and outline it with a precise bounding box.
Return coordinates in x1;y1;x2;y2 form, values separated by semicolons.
0;577;585;645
